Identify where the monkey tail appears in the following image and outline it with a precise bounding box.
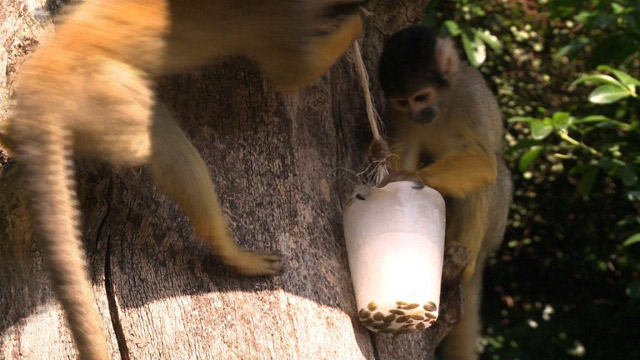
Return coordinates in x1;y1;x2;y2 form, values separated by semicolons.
18;121;108;360
443;263;484;360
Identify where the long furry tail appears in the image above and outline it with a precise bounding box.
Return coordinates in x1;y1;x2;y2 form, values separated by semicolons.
442;265;483;360
18;122;108;360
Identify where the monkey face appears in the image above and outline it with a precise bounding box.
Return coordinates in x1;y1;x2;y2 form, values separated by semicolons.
389;87;439;124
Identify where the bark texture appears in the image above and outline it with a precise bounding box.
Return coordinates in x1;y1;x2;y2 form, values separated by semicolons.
0;1;462;358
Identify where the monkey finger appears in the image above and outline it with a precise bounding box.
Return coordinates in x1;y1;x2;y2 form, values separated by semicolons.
378;170;422;188
253;251;284;265
420;176;466;199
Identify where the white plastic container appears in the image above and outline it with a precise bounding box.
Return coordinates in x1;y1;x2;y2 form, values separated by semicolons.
343;181;446;333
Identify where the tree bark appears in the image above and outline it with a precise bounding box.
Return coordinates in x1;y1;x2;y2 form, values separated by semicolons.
0;1;461;359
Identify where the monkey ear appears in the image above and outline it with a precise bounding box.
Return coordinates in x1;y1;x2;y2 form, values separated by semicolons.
435;37;459;77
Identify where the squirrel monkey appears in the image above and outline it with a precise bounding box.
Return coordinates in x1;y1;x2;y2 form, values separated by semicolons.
377;26;512;360
2;1;364;359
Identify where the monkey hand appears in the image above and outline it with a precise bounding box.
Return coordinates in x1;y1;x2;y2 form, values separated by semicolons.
222;249;284;276
418;173;467;199
442;242;471;284
204;222;284;276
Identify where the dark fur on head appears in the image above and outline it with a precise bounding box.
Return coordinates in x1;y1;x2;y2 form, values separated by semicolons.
378;26;448;97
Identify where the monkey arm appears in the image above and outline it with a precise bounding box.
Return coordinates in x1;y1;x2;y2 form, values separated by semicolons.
417;126;497;198
271;11;363;89
417;149;497;198
304;13;363;84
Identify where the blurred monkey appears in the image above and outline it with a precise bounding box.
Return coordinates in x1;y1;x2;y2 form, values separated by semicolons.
2;1;365;359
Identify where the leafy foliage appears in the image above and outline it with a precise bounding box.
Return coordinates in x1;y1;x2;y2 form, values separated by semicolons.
424;0;640;358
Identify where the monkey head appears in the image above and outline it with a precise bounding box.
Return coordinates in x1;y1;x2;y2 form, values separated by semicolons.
378;26;459;124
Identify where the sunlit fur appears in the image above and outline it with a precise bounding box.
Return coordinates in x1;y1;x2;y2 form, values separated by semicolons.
2;1;363;359
379;26;512;360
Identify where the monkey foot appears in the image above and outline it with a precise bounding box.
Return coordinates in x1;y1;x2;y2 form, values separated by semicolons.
442;243;472;284
224;250;284;276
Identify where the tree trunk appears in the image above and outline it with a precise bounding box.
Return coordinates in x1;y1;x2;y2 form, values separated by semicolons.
0;1;461;358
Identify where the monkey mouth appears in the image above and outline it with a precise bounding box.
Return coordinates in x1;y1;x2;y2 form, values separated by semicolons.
410;116;435;125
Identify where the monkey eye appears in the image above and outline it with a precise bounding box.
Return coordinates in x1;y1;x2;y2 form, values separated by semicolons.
413;91;432;103
391;99;409;110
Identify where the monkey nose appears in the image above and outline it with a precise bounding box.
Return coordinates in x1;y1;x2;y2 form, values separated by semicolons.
410;112;434;124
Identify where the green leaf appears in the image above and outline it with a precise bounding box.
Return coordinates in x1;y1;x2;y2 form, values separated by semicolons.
623;233;640;246
598;158;616;172
577;167;599;196
588;84;632;104
596;65;613;72
628;191;640;201
627;280;640;298
530;120;554;140
611;2;626;14
574;115;613;123
551;112;572;130
506;139;543;154
570;163;595;175
619;166;638;187
443;20;462;36
519;146;544;171
623;14;638;29
593;13;616;28
571;74;623;88
507;116;537;123
574;116;628;130
461;29;486;67
474;29;502;53
553;38;589;61
574;11;595;24
597;65;640;88
611;71;640;91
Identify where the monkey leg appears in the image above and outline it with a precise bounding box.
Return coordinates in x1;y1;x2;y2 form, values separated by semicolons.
443;192;489;283
442;242;472;283
148;103;283;275
306;12;363;81
443;264;484;360
442;165;510;360
441;200;489;360
270;10;363;89
417;149;497;199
